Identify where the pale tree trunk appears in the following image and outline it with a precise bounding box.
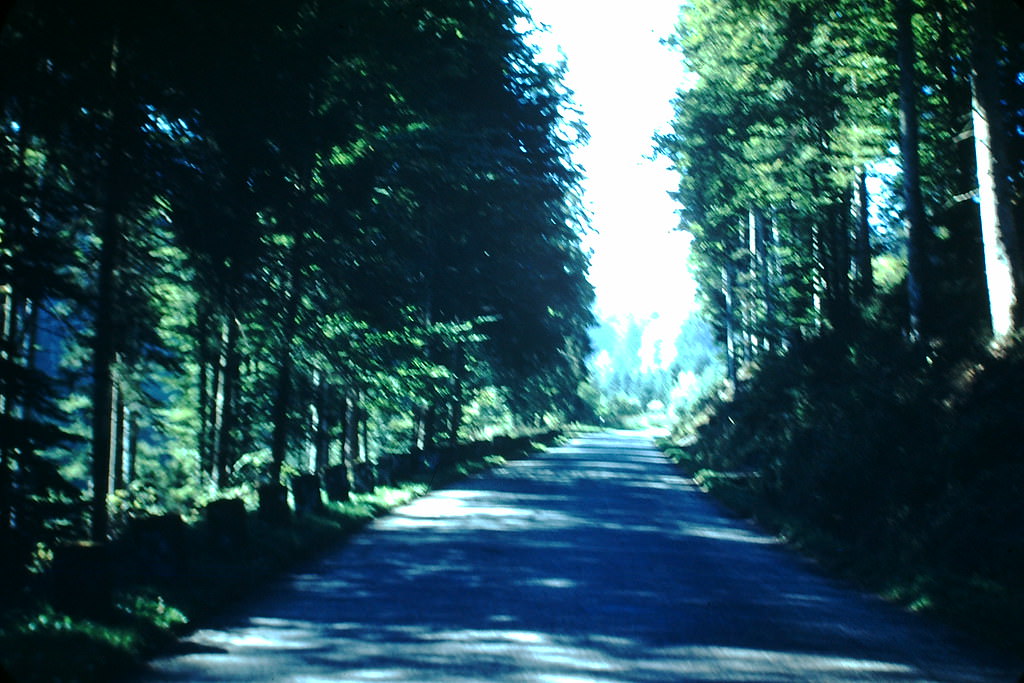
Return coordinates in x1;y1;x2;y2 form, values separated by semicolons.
208;345;224;479
970;0;1023;339
749;208;772;352
896;0;933;341
411;403;425;451
214;316;240;486
91;34;126;540
91;220;117;541
311;370;331;474
447;346;465;446
110;381;125;492
811;221;825;325
196;305;214;476
722;261;738;386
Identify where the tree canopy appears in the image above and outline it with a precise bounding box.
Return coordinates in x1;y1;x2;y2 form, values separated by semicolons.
659;0;1024;647
658;0;1024;372
0;0;594;555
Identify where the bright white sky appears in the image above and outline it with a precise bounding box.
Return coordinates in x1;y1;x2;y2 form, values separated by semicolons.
522;0;697;322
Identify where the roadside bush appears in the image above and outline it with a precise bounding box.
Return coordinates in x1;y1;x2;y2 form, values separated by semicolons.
0;430;557;682
669;323;1024;651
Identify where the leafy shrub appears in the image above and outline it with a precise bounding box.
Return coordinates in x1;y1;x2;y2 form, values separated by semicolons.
669;323;1024;650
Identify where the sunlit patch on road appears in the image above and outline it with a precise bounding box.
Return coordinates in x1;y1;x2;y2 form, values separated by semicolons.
678;523;779;545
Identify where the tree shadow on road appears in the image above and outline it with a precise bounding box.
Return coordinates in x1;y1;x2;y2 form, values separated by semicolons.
135;435;1021;682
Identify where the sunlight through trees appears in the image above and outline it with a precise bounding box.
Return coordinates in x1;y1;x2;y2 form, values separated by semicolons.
0;0;593;554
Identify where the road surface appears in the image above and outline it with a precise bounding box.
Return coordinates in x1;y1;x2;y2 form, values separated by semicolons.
138;431;1021;682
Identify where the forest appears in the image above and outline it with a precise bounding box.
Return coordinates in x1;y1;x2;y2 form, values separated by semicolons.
0;0;594;617
5;0;1024;676
657;0;1024;647
586;312;721;428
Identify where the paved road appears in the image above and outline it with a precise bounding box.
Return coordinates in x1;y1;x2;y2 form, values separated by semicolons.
139;431;1021;682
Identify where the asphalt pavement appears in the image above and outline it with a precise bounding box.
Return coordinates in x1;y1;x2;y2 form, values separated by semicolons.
136;431;1022;682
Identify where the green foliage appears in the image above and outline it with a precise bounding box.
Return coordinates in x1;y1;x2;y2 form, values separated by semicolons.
0;431;551;683
658;0;1024;375
0;590;191;683
0;0;592;563
587;312;725;429
661;0;1024;649
0;608;143;683
667;325;1024;652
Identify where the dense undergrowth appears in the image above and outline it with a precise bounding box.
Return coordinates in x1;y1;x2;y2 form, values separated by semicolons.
661;324;1024;656
0;432;561;683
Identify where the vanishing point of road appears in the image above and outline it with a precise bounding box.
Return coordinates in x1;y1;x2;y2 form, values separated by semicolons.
139;431;1021;682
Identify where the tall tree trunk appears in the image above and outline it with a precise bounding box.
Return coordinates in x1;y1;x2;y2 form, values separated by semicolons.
23;297;38;376
208;338;224;479
269;270;301;483
269;215;309;483
196;304;214;476
268;350;294;484
896;0;934;342
215;316;240;486
412;403;426;451
0;128;32;531
110;381;125;491
749;208;771;352
722;261;738;386
447;345;465;446
830;187;853;329
91;30;129;541
360;402;369;465
91;233;117;541
422;403;438;452
339;392;351;464
852;167;875;303
768;215;786;352
449;400;463;447
0;295;14;530
343;393;361;465
0;291;12;367
970;0;1023;339
810;220;825;324
935;0;991;338
126;409;138;484
313;374;330;474
320;395;333;473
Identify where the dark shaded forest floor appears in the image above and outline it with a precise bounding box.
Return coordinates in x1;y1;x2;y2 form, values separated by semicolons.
660;327;1024;660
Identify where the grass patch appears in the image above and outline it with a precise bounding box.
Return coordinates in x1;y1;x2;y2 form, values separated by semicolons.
0;595;190;683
